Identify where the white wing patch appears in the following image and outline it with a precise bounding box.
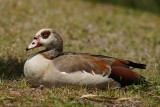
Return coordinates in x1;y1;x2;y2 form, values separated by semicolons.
82;70;87;74
106;65;111;75
61;72;68;75
100;65;112;77
92;70;95;75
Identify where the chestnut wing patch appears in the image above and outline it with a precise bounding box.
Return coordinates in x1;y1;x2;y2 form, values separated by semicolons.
108;66;141;86
90;55;145;69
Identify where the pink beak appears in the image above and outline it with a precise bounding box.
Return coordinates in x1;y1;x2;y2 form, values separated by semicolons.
26;39;42;51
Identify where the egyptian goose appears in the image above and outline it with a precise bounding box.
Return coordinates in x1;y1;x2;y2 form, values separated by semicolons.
24;28;147;89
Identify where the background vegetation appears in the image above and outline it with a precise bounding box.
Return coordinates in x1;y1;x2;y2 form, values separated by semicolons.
0;0;160;106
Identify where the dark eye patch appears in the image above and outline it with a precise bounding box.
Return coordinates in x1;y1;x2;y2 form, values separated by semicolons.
41;30;51;39
32;42;35;45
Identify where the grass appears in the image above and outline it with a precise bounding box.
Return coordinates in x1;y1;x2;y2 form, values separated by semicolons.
0;0;160;106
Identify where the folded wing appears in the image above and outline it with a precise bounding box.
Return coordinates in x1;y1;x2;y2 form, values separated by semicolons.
53;52;147;87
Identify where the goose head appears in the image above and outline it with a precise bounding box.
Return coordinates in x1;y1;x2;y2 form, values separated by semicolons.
26;28;63;52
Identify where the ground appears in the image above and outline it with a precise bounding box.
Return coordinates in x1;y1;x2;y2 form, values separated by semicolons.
0;0;160;106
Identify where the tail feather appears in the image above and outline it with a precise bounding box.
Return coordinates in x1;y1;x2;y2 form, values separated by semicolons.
127;61;146;69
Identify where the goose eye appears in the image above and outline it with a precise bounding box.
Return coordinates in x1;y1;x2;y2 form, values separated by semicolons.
41;31;50;39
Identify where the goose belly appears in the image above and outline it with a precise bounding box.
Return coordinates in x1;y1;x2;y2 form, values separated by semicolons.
43;70;120;88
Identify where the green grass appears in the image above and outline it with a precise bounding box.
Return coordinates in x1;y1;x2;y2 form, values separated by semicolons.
0;0;160;106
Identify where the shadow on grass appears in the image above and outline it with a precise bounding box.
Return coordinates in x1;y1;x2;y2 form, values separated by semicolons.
86;0;160;15
0;57;24;80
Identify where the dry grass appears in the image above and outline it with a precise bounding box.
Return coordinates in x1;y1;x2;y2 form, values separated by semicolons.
0;0;160;106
